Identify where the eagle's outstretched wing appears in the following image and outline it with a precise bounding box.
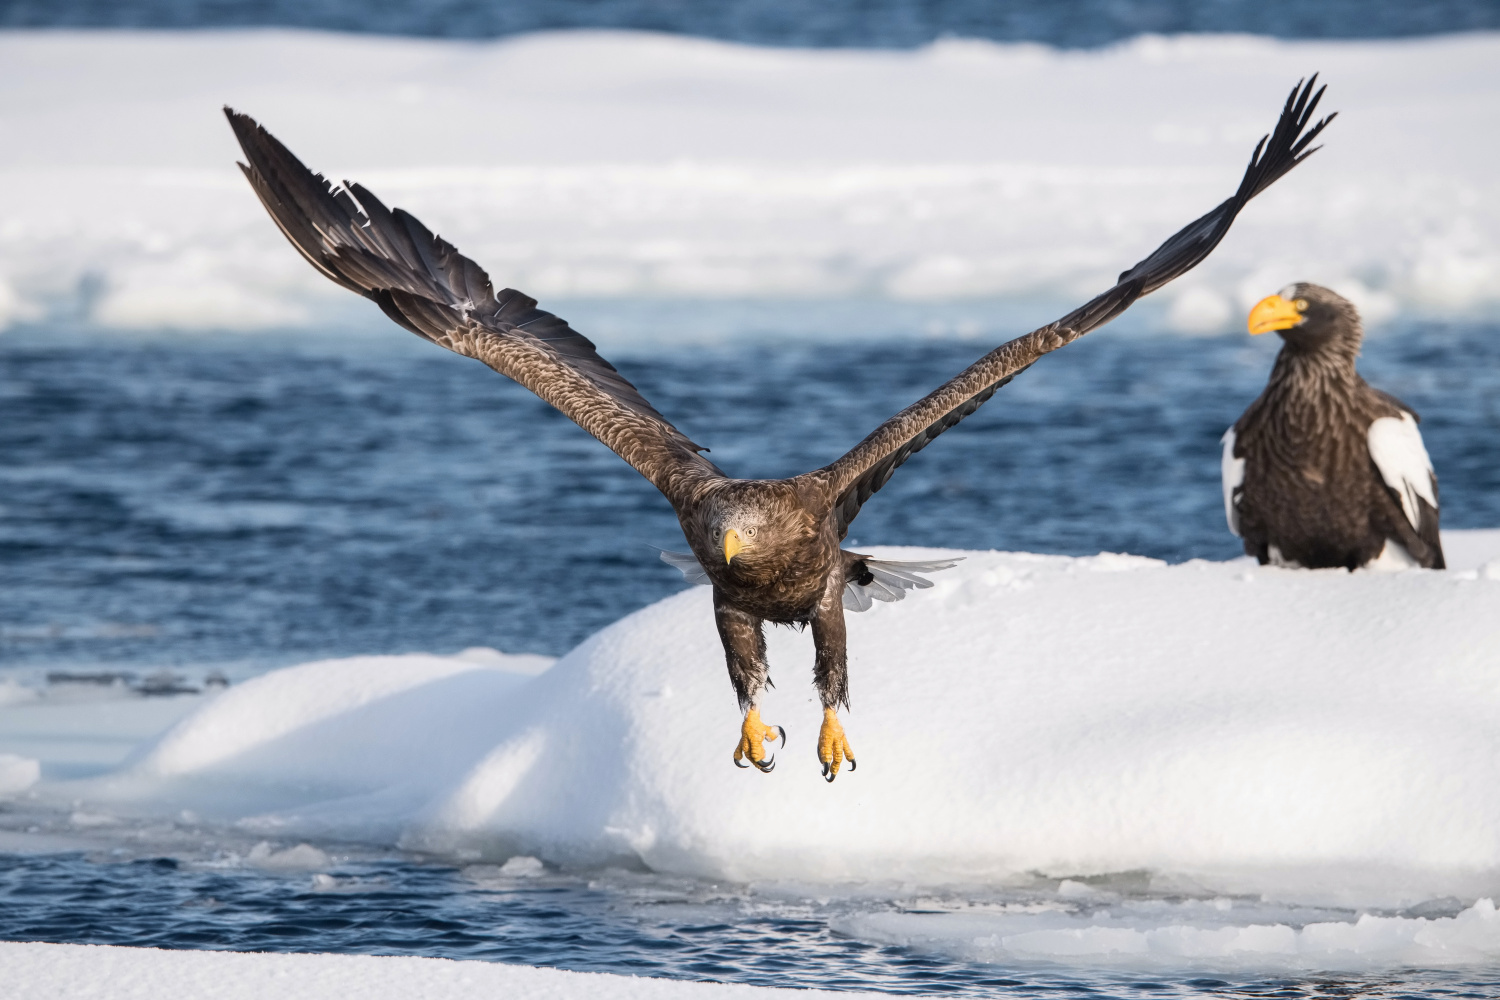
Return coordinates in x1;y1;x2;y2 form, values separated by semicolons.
226;109;723;500
814;77;1335;538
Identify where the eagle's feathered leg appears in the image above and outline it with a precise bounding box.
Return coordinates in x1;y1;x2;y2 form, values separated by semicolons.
811;573;856;781
714;590;784;772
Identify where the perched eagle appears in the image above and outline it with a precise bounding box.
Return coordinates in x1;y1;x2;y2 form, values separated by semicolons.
1222;283;1443;570
227;77;1331;780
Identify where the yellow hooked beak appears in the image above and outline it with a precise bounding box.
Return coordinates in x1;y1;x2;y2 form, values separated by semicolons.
723;528;743;564
1247;294;1304;335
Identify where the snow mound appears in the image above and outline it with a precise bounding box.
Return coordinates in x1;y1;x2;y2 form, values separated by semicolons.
66;531;1500;912
0;30;1497;334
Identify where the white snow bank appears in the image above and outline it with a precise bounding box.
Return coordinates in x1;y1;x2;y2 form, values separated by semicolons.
0;941;858;1000
56;529;1500;915
0;29;1496;335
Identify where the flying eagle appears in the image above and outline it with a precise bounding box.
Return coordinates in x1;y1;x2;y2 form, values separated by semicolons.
1222;283;1443;570
226;77;1332;780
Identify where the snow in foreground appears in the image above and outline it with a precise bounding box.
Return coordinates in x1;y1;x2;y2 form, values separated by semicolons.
0;30;1497;335
0;941;850;1000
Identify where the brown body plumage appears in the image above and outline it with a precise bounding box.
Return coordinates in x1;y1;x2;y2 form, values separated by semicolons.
226;77;1332;779
1225;283;1443;569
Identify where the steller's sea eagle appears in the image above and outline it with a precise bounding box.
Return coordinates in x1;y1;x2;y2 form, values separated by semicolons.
226;77;1332;780
1223;283;1443;570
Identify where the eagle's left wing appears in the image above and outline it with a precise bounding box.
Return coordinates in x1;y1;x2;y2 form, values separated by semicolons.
808;77;1335;538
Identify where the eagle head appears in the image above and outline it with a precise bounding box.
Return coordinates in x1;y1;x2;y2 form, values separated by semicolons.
1247;283;1361;353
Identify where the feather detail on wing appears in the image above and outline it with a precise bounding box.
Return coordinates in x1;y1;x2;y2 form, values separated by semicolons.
1221;427;1246;537
225;108;722;500
1367;412;1438;531
814;77;1335;539
842;556;961;612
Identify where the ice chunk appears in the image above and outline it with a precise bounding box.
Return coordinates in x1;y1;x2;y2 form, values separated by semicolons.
246;841;331;871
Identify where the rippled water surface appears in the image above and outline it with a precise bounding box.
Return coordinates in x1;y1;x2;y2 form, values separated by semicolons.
1;849;1497;1000
4;0;1497;47
3;319;1499;669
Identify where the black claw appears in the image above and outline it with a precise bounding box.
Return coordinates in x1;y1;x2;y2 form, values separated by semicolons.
848;758;856;772
824;770;837;783
734;756;749;769
755;755;775;773
775;726;786;747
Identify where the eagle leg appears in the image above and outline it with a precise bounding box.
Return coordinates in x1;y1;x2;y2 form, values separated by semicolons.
714;592;782;773
811;573;855;781
816;708;856;782
733;707;786;773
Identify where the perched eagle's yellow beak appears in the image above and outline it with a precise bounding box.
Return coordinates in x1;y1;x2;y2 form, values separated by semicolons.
1247;294;1304;335
723;528;743;564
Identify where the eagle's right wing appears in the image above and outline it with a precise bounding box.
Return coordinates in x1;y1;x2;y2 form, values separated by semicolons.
226;109;723;502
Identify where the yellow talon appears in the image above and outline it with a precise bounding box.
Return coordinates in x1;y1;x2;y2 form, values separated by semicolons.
817;707;856;782
732;706;784;773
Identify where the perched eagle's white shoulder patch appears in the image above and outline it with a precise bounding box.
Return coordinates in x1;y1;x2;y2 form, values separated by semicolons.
1221;427;1245;537
1367;412;1437;530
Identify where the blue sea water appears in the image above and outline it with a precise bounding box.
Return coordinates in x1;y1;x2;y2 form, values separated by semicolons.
1;0;1497;47
3;318;1498;670
1;850;1498;999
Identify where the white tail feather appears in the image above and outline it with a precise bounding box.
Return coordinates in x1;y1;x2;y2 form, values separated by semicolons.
659;549;710;585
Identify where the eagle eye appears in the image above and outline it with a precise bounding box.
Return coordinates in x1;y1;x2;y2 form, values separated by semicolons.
745;526;757;537
1295;298;1309;311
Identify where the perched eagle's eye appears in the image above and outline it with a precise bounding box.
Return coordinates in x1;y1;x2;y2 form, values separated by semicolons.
1295;298;1309;311
745;526;757;537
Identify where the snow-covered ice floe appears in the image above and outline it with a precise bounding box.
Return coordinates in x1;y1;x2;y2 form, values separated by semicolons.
0;941;855;1000
0;29;1497;335
24;530;1494;899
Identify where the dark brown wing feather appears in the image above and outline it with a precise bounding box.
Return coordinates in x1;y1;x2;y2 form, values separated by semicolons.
225;109;723;499
816;77;1336;538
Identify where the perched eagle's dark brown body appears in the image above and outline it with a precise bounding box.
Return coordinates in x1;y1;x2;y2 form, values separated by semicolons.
1224;284;1443;570
226;77;1332;780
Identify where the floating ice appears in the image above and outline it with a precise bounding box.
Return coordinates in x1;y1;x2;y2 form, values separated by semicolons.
840;896;1500;972
0;30;1496;336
